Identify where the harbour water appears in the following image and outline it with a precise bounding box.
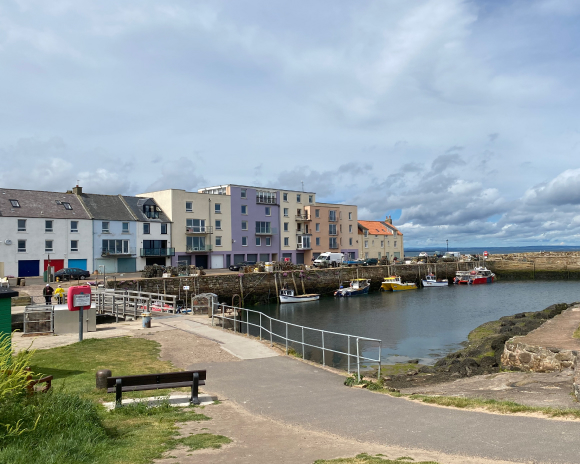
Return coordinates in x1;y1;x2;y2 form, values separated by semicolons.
253;280;580;368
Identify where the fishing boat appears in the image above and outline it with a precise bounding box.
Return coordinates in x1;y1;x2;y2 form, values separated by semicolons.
334;279;370;297
381;276;417;291
422;274;448;287
279;288;320;303
453;270;472;285
468;267;496;284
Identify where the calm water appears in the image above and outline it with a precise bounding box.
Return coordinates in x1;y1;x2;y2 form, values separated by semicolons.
251;281;580;367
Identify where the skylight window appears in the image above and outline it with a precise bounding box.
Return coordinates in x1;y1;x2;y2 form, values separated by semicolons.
9;199;20;208
62;202;72;210
55;200;62;205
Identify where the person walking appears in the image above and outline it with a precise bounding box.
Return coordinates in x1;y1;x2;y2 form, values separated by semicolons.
43;284;54;305
54;285;65;304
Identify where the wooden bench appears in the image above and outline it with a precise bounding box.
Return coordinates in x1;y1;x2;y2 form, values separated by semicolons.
106;370;206;406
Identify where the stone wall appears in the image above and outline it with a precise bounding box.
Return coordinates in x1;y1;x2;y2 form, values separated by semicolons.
501;340;577;371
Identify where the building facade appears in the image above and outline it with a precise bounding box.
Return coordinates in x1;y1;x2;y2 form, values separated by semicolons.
279;189;316;264
358;216;404;261
0;188;93;277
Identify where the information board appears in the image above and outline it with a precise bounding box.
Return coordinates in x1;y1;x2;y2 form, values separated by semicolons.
73;293;91;308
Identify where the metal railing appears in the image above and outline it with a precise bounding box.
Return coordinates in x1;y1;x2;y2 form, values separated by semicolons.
186;226;213;234
295;214;311;221
101;247;136;257
24;305;54;334
93;289;177;320
212;304;381;381
140;248;175;257
186;245;212;252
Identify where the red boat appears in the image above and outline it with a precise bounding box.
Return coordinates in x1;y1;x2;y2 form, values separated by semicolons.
468;267;495;284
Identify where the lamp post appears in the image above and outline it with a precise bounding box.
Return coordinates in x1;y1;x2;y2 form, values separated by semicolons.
446;240;449;253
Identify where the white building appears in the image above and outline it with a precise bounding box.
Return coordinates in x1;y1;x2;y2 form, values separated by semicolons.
0;188;93;277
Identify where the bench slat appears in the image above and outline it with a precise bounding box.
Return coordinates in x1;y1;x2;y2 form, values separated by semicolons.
106;370;206;388
107;380;205;394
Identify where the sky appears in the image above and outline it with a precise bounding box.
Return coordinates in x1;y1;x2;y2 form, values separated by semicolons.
1;0;580;247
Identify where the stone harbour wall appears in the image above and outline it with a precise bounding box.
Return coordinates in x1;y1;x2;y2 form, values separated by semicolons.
501;341;577;372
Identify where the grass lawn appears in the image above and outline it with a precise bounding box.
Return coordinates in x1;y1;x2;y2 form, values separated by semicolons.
0;337;226;464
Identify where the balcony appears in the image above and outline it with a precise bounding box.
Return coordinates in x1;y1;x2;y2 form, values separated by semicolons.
140;248;175;257
186;245;212;252
255;227;278;235
329;241;339;249
185;226;213;234
101;247;136;257
297;243;311;250
256;195;277;205
328;216;338;222
295;214;311;221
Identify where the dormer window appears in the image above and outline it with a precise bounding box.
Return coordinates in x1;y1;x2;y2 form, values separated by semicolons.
62;202;72;210
9;199;20;208
143;204;159;219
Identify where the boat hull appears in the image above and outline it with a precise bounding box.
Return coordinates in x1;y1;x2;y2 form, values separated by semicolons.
391;283;417;291
335;286;370;297
280;294;320;303
422;280;448;287
469;276;495;285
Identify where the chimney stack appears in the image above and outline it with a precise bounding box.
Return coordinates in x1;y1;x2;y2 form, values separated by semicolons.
385;215;392;224
72;185;83;195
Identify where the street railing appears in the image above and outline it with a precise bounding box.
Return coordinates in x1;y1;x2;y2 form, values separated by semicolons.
212;303;381;381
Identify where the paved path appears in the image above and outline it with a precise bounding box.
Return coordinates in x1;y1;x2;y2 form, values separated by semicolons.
187;345;580;463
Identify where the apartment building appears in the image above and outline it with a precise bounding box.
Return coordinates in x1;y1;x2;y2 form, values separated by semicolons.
358;216;404;261
137;189;232;269
199;185;280;266
279;190;316;264
306;203;358;262
0;188;93;277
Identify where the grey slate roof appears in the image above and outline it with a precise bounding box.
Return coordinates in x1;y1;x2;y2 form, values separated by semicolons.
0;188;91;219
122;196;171;223
75;193;136;221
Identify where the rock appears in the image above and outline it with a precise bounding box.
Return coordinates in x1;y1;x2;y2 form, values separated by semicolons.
408;359;420;364
479;356;497;368
548;347;560;353
518;352;532;364
418;366;436;374
514;312;526;319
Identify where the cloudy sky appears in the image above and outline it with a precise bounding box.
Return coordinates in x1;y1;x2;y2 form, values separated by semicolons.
2;0;580;247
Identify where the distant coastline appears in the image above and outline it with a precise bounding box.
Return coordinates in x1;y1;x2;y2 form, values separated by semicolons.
405;245;580;257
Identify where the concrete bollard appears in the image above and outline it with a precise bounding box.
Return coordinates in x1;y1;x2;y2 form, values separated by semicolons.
96;369;112;389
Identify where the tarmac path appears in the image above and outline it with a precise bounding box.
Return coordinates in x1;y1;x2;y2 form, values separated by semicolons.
179;329;580;464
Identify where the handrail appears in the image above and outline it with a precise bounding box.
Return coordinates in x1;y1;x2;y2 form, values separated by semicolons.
212;303;381;381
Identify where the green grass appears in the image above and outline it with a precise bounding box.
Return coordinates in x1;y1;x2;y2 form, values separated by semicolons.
313;453;439;463
467;321;501;343
574;325;580;339
380;363;421;376
175;433;231;451
0;337;222;464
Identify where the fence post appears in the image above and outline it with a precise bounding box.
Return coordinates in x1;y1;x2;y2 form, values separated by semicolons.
260;313;262;341
211;300;214;326
270;318;273;347
112;295;115;321
247;309;250;337
234;307;237;333
347;336;350;374
222;304;225;330
285;323;288;355
378;341;382;381
356;338;360;382
302;327;305;359
322;332;325;367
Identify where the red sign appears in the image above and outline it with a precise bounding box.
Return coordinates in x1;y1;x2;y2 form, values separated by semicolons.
67;285;92;311
483;251;488;257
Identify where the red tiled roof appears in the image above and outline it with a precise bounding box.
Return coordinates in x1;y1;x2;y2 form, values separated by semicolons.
358;220;403;236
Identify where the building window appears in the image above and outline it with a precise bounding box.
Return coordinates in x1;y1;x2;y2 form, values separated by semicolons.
284;222;289;232
186;201;193;212
122;222;129;233
365;252;369;259
284;208;289;217
296;194;301;203
256;191;276;204
215;203;221;213
256;237;261;246
161;223;168;234
215;220;221;230
241;188;247;198
329;210;336;221
284;237;289;247
349;212;352;220
378;252;382;259
266;237;271;246
381;241;384;247
242;221;248;230
283;193;288;202
315;209;320;218
349;238;353;246
255;222;271;234
17;219;26;232
364;240;368;248
241;205;247;215
18;240;26;252
45;240;53;252
349;225;353;233
394;241;397;247
296;223;301;232
309;195;313;203
63;202;72;210
102;239;130;255
329;224;337;235
71;240;79;252
102;222;110;233
45;220;53;232
143;223;150;234
340;224;343;233
143;204;160;219
186;218;206;232
315;223;320;232
216;236;222;246
364;230;368;237
316;237;320;246
329;237;338;249
265;206;271;216
186;236;206;251
9;199;20;208
242;236;248;246
71;221;78;233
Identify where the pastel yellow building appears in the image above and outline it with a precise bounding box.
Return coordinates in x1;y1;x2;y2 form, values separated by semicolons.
358;216;404;262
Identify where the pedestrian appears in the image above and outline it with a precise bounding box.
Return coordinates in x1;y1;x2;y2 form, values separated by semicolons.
43;284;54;305
54;285;65;304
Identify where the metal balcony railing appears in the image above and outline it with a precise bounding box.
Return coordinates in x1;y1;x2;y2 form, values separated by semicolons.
186;245;212;252
185;225;213;234
295;214;311;221
297;243;311;250
329;243;339;249
255;227;278;235
101;247;136;257
140;248;175;257
256;195;277;205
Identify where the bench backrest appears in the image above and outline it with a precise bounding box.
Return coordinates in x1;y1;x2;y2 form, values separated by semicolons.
106;370;206;389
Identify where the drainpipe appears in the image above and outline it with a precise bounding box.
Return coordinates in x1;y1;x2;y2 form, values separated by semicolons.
208;197;212;269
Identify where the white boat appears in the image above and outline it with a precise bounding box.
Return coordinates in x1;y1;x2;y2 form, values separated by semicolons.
421;274;448;287
279;288;320;304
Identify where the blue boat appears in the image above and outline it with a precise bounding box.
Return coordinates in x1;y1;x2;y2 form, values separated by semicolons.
334;279;370;297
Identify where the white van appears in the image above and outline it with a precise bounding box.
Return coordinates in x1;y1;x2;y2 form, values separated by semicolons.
443;251;461;259
313;252;344;267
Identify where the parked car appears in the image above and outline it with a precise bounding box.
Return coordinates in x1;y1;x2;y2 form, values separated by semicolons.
55;268;91;281
362;258;378;266
229;261;257;271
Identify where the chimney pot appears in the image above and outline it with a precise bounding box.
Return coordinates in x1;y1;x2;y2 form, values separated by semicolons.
72;185;83;195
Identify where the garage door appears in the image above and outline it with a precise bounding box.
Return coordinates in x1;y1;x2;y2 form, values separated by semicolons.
233;254;245;264
118;258;136;273
68;259;87;271
296;253;304;265
95;258;116;274
44;259;64;273
18;260;40;277
211;255;224;269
